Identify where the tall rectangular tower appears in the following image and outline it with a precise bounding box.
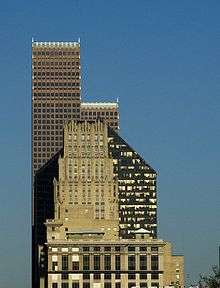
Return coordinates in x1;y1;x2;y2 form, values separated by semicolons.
32;41;81;174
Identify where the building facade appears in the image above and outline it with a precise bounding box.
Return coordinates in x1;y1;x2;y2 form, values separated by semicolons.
32;40;184;288
81;102;119;131
33;121;157;252
32;41;119;175
32;41;81;174
36;120;184;288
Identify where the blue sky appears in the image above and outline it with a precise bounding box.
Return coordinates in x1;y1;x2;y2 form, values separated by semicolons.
0;1;220;287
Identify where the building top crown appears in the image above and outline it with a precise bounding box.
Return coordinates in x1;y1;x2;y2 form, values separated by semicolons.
32;41;80;47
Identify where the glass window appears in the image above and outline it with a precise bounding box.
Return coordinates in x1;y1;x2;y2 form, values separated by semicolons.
128;283;136;288
72;261;79;271
104;246;111;252
139;246;147;252
104;273;111;279
72;283;79;288
83;274;90;280
151;255;158;270
115;246;121;252
104;255;111;270
128;246;135;252
93;273;101;280
151;273;159;279
140;255;147;270
83;255;90;270
128;273;136;279
61;273;68;280
62;255;68;270
128;255;136;270
83;247;90;252
115;255;121;270
94;255;100;270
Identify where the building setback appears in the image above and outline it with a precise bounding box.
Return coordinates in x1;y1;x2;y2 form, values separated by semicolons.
32;40;184;288
33;121;157;252
36;120;184;288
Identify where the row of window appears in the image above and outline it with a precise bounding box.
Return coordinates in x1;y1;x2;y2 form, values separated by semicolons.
33;61;80;66
33;51;79;56
33;102;80;107
33;71;79;76
58;272;159;280
52;283;157;288
57;254;158;271
33;82;80;87
33;92;80;97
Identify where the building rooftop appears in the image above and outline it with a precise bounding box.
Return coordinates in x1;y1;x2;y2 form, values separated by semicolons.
81;102;118;109
32;40;80;47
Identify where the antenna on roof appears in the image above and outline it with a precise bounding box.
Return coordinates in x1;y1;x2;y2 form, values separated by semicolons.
78;37;81;44
116;97;119;103
32;37;34;43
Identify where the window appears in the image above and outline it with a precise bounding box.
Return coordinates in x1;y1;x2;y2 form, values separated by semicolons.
94;273;101;280
104;283;111;288
115;273;121;279
115;283;121;288
151;283;159;288
140;255;147;270
83;284;90;288
52;261;58;271
72;283;79;288
128;283;136;288
151;255;158;270
83;255;90;270
151;273;159;280
104;246;111;252
104;255;111;270
151;246;158;252
94;255;100;270
72;261;79;270
52;284;58;288
83;247;90;252
62;255;68;270
61;283;69;288
128;273;136;279
128;246;135;252
83;273;90;280
115;255;121;270
61;273;68;280
140;273;147;279
140;246;147;252
128;255;136;270
93;246;100;252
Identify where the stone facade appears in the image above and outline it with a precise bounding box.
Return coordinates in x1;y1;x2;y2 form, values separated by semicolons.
35;121;184;288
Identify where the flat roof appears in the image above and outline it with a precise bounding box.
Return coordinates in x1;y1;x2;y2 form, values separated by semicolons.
32;41;80;47
81;102;118;109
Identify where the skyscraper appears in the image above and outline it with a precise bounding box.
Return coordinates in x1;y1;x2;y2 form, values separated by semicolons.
32;40;184;288
32;40;119;287
32;41;81;174
36;120;184;288
32;40;119;175
33;120;157;250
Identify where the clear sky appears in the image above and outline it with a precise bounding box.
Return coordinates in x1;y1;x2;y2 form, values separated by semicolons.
0;0;219;287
